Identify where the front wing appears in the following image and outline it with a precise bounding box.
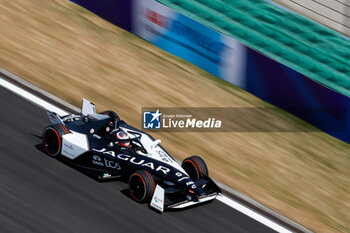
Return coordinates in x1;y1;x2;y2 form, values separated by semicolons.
150;176;221;212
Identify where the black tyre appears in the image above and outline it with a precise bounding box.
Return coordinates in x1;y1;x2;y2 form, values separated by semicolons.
100;110;120;122
42;124;69;157
182;156;209;180
128;170;155;203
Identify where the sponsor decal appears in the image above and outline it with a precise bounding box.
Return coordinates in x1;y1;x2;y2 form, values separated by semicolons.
141;8;230;65
62;150;75;157
150;185;165;212
157;149;171;163
167;193;217;208
62;142;76;157
65;143;74;150
91;154;121;170
175;172;196;189
153;196;163;204
145;9;168;28
92;155;104;166
104;158;121;170
186;181;194;186
185;181;196;189
167;200;189;208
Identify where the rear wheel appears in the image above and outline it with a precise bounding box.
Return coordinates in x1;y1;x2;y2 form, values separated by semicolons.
182;156;208;180
42;124;69;157
128;170;155;203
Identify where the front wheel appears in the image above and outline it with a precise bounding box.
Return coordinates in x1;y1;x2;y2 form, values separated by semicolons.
128;170;155;203
182;156;209;180
42;124;69;157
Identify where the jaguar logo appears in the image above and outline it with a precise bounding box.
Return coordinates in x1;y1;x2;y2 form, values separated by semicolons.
92;148;171;175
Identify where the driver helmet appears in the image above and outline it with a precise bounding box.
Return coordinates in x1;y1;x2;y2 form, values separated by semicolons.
116;130;130;148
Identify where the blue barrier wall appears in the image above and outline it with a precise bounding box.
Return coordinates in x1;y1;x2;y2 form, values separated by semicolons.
245;48;348;139
70;0;132;31
69;0;350;142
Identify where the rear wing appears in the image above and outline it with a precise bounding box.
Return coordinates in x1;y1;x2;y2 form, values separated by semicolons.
46;99;96;124
81;98;96;115
46;111;65;125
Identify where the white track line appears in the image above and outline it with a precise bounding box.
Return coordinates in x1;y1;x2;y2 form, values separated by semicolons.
0;78;67;116
0;76;293;233
217;195;292;232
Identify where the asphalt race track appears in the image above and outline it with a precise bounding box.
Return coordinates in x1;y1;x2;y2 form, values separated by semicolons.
0;86;276;233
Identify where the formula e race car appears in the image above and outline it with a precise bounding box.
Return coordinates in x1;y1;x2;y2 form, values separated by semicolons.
42;99;221;212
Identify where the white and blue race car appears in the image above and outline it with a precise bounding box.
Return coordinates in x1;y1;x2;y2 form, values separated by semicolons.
42;99;221;212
